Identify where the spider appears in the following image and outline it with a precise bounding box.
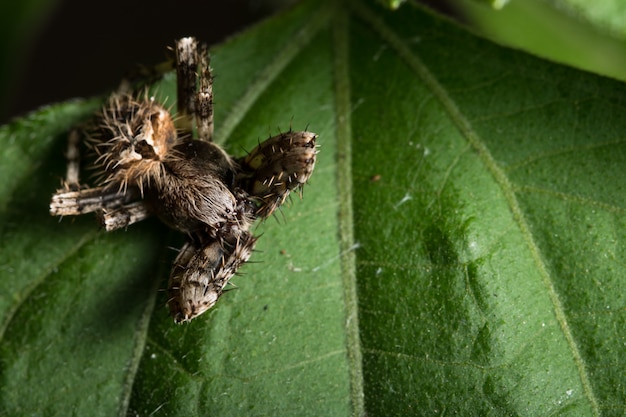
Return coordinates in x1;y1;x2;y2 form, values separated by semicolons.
50;37;317;323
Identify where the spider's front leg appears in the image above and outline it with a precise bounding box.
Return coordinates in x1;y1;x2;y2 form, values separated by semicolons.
50;93;177;230
236;130;318;219
51;186;153;231
51;186;134;216
195;42;214;142
50;129;133;219
63;129;82;190
175;37;214;142
98;201;152;231
168;231;257;323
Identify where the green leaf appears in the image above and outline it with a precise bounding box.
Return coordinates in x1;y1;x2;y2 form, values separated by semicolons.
457;0;626;83
1;0;625;415
466;0;511;10
376;0;407;10
546;0;626;38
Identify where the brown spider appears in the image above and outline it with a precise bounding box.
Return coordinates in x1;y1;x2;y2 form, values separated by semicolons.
50;37;317;323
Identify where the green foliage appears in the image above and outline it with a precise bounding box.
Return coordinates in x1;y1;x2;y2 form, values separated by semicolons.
1;0;625;415
458;0;626;82
548;0;626;38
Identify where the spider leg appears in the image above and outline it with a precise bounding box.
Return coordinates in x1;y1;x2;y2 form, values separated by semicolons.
63;130;82;190
51;185;150;230
98;201;152;231
195;42;214;142
50;186;132;217
167;231;257;323
236;130;318;219
175;37;198;140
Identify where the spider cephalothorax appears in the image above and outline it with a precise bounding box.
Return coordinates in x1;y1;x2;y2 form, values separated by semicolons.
50;37;317;323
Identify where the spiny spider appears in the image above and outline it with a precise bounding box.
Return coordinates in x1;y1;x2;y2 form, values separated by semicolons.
50;37;318;323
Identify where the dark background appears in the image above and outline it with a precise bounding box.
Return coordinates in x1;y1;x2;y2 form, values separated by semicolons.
1;0;453;124
1;0;279;123
4;0;619;125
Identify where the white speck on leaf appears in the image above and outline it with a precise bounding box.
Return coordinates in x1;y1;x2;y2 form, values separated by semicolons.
394;193;412;209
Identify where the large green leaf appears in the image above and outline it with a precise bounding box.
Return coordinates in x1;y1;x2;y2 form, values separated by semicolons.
1;0;625;415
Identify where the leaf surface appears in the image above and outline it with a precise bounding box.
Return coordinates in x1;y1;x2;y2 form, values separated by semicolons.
0;0;625;415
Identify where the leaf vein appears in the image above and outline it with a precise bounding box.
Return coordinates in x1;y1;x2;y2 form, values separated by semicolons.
350;1;601;414
214;4;331;144
0;231;97;343
505;137;626;172
334;3;365;416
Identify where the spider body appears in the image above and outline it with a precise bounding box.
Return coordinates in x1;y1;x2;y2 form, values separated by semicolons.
50;37;317;323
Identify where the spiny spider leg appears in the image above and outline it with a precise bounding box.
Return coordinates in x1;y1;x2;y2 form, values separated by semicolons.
168;232;257;323
236;130;318;218
50;186;131;217
99;201;152;231
175;37;198;139
195;42;214;142
64;130;81;190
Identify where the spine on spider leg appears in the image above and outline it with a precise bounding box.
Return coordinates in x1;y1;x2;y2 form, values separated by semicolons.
236;130;318;218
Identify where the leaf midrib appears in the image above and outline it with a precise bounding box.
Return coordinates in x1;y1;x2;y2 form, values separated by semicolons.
333;2;365;417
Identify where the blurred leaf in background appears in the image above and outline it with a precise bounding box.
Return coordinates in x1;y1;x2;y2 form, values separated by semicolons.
456;0;626;81
549;0;626;38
